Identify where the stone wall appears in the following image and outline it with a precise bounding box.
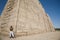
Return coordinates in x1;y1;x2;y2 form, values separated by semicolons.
1;0;18;32
0;16;1;32
1;0;55;35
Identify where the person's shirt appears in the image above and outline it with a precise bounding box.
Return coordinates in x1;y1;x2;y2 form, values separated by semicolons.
10;27;13;31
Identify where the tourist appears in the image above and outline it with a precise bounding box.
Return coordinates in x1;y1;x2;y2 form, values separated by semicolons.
9;26;14;38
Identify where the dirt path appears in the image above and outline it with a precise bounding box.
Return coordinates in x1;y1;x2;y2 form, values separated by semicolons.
1;31;60;40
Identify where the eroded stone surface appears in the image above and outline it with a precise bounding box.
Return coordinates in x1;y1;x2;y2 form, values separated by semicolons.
0;0;55;35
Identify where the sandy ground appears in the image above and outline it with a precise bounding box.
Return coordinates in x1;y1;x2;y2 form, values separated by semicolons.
1;31;60;40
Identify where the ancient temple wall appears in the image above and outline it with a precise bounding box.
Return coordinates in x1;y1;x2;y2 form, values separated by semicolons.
16;0;54;34
0;16;1;32
36;1;55;32
47;14;55;31
1;0;18;32
16;0;40;33
1;0;55;35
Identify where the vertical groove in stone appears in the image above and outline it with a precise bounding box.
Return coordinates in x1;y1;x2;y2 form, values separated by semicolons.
15;0;20;33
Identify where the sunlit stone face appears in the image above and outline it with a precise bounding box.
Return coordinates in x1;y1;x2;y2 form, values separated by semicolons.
0;0;55;35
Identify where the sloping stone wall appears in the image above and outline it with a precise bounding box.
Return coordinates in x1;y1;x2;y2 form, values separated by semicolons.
1;0;55;35
0;16;1;32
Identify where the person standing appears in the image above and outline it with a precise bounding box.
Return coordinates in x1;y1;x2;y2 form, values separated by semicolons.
9;26;14;38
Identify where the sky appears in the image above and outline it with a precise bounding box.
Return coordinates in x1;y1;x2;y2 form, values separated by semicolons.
0;0;60;28
0;0;7;15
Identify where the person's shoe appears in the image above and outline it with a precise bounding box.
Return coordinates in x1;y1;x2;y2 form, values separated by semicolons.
10;37;12;38
12;37;14;38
